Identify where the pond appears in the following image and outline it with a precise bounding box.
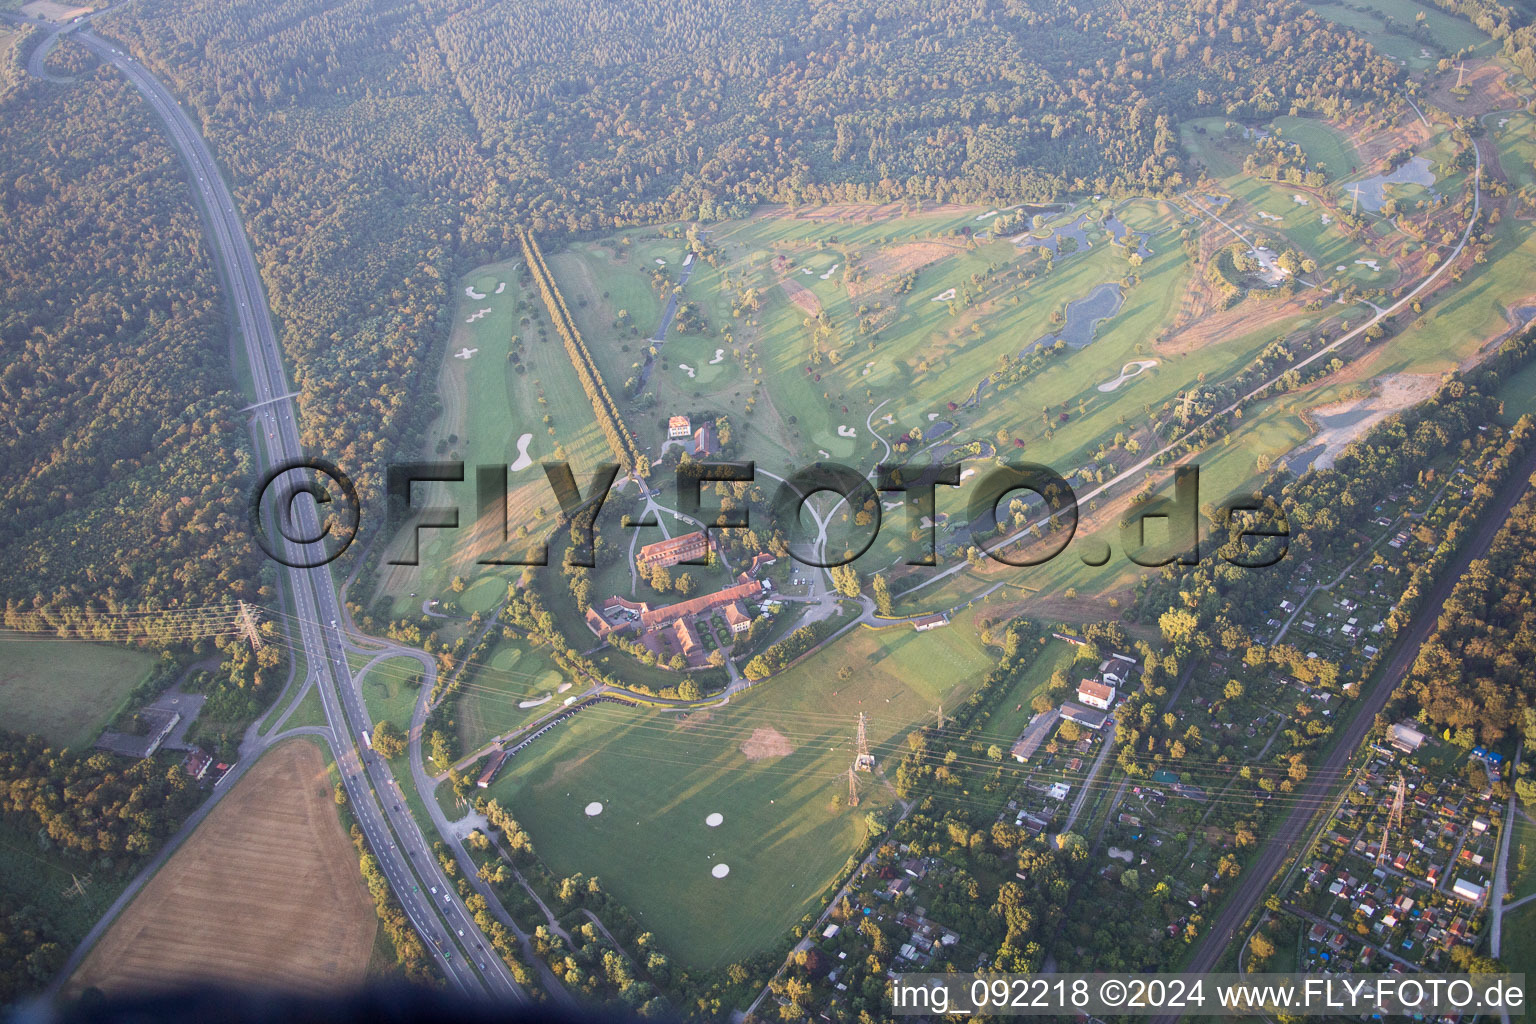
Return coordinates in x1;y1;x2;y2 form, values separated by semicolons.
1011;212;1092;254
1351;156;1436;214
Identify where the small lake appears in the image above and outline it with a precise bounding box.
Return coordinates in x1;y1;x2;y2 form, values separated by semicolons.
1039;282;1125;349
1011;212;1092;254
960;282;1125;409
1351;156;1436;213
1103;211;1151;252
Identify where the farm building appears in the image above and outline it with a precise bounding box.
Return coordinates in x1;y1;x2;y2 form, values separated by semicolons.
1010;708;1060;763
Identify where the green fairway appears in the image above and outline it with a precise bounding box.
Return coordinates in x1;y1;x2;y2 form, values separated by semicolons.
451;640;569;753
1308;0;1492;70
374;256;614;620
488;607;998;967
1273;116;1361;180
0;640;158;749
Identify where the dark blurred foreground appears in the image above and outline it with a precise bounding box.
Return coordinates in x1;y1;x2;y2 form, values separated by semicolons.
11;984;666;1024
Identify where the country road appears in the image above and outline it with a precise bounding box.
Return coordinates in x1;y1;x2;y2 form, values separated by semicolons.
20;18;532;1000
1150;441;1536;1024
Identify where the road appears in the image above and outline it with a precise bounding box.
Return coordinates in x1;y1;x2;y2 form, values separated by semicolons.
59;26;527;1000
1489;739;1524;960
1150;439;1536;1024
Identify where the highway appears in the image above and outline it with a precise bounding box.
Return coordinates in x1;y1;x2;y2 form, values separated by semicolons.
61;25;527;1002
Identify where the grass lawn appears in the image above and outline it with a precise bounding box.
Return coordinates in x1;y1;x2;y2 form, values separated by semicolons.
1497;357;1536;423
1507;809;1536;901
358;656;426;732
975;640;1077;748
488;606;998;968
373;256;612;620
1501;899;1536;979
450;640;568;753
1273;116;1361;180
0;640;159;749
283;683;329;732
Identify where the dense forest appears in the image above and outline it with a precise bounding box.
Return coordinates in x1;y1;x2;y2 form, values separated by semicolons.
1391;476;1536;747
92;0;1406;502
0;64;264;629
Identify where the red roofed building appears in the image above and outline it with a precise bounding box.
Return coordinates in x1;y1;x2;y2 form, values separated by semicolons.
723;600;752;634
640;580;764;631
668;415;692;440
637;530;709;569
673;618;703;657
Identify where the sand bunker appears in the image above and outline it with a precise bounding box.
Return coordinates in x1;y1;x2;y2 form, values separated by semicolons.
819;263;840;280
881;414;894;424
454;347;478;360
705;812;724;827
1256;212;1282;222
511;433;534;471
837;425;856;438
680;363;696;378
741;726;794;760
709;349;725;364
802;268;814;275
585;802;603;816
881;500;903;511
1321;214;1333;225
1292;194;1310;205
465;286;487;300
557;682;572;693
927;413;940;421
655;258;667;266
495;282;506;294
1097;359;1159;393
711;863;730;878
932;287;957;302
1355;259;1381;272
976;210;999;221
520;695;552;709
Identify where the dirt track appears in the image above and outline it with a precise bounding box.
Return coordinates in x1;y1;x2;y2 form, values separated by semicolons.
70;740;376;996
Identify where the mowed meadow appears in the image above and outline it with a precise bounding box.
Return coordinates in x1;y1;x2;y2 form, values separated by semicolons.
487;608;996;967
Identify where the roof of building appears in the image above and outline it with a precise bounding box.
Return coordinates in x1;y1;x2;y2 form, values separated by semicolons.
637;530;709;567
1078;679;1116;703
723;601;751;627
640;580;764;631
1010;708;1061;761
1060;701;1109;730
668;415;691;431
